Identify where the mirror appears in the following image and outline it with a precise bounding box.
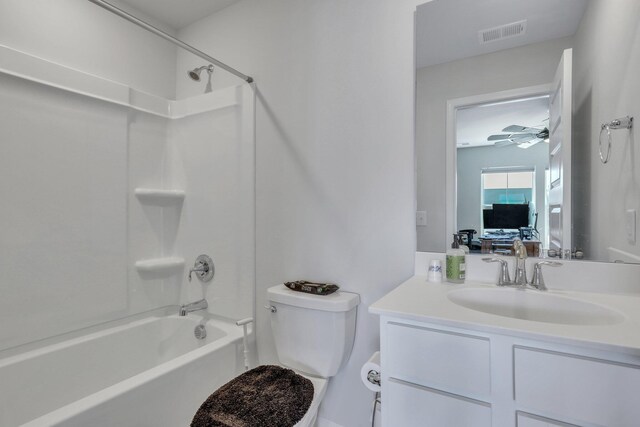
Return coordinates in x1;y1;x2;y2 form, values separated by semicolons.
415;0;640;263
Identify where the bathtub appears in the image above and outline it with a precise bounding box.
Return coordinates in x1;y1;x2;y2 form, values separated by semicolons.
0;309;245;426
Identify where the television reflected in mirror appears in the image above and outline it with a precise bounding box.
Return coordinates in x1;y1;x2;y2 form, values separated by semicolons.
483;204;530;231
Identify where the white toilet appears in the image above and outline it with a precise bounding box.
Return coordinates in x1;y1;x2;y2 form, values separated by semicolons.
266;283;360;427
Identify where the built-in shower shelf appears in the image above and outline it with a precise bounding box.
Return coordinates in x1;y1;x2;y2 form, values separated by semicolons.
134;188;185;204
135;257;185;274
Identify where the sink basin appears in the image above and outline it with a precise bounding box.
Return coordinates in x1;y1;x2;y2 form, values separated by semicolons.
447;287;624;325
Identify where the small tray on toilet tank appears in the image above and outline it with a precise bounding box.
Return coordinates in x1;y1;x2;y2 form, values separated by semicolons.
269;284;360;312
284;280;339;295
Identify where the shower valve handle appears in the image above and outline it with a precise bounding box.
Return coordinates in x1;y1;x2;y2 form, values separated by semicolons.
188;255;214;283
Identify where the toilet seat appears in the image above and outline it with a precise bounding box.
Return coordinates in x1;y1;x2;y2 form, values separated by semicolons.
192;365;323;427
292;371;328;427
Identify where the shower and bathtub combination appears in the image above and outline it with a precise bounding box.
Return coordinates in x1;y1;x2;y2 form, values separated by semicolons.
0;1;256;425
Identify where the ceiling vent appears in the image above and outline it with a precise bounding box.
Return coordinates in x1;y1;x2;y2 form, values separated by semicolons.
479;20;527;44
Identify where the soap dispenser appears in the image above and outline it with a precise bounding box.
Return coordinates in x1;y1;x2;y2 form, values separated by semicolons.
457;233;470;254
446;234;466;283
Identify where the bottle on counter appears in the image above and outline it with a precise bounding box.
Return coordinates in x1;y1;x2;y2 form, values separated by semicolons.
446;234;466;283
457;233;470;254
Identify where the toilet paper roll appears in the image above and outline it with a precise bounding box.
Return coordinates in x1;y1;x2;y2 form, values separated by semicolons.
360;351;381;392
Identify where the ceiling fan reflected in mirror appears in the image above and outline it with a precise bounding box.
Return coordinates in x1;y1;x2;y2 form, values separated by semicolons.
487;122;549;149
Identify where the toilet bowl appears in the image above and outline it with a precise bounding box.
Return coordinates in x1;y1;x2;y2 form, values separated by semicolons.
292;374;328;427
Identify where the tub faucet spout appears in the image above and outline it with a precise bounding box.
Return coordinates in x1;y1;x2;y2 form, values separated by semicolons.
179;299;208;316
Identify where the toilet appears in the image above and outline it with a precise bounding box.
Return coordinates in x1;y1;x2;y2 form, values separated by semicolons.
192;284;359;427
267;283;360;427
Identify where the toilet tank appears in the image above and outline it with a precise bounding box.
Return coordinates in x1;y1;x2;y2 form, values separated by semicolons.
267;284;360;378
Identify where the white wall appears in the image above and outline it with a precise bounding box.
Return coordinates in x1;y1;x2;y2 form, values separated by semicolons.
127;111;181;315
457;142;549;238
572;0;640;262
176;1;420;425
416;36;574;252
168;87;255;322
0;66;191;351
0;0;181;350
0;73;130;350
0;0;177;99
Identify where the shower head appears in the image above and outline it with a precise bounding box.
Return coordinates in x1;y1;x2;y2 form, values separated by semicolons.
188;64;214;82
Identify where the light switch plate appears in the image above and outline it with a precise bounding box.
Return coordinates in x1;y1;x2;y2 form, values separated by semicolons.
416;210;427;226
626;209;636;244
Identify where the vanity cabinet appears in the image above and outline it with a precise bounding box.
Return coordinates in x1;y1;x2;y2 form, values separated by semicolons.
380;317;640;427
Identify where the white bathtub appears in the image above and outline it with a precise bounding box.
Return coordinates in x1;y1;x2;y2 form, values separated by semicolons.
0;310;245;427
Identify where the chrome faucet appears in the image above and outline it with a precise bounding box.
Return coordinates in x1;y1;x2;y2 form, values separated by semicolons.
482;239;527;287
482;257;511;286
179;299;208;316
484;244;563;291
529;261;562;291
512;239;528;286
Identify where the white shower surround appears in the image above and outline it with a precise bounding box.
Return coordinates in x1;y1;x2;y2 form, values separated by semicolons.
0;43;250;118
0;44;255;351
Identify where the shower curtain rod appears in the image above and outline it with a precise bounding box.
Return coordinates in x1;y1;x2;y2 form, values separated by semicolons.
87;0;254;84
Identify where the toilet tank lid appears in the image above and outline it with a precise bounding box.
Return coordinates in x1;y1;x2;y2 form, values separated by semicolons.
268;284;360;312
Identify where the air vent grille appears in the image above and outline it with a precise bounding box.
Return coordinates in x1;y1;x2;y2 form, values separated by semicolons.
479;20;527;44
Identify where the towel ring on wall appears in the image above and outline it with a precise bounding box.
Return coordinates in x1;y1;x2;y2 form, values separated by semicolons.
599;116;633;164
599;124;612;163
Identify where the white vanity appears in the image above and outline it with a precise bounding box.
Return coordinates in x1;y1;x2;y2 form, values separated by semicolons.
370;255;640;427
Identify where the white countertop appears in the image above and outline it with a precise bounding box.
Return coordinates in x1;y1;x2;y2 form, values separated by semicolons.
370;276;640;357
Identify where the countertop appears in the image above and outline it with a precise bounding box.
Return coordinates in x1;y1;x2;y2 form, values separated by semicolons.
369;276;640;357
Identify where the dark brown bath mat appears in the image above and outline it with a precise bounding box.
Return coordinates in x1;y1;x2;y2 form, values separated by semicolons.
191;364;314;427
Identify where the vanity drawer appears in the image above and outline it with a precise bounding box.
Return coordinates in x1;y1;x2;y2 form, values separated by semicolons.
517;412;579;427
386;378;492;427
386;322;491;397
514;347;640;427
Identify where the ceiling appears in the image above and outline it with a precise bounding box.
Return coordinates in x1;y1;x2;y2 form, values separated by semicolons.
119;0;239;30
456;96;549;149
416;0;588;69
